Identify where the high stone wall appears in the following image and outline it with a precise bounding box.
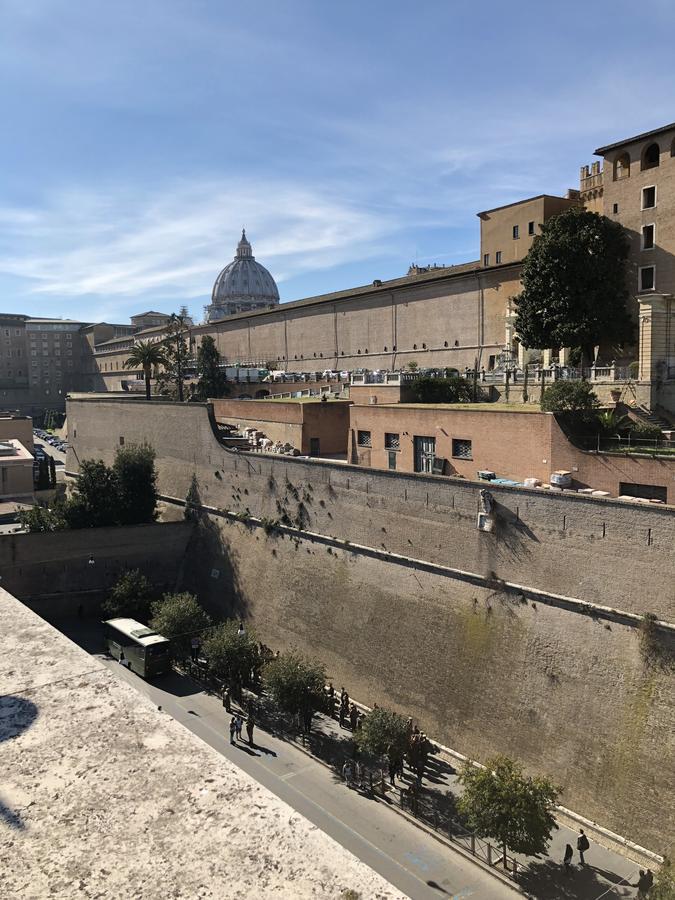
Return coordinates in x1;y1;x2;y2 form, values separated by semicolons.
66;398;675;852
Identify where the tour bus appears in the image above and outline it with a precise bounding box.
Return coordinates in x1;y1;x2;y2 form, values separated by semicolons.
103;618;171;679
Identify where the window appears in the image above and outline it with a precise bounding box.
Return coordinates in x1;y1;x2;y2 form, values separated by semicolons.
384;432;400;450
452;438;473;459
612;203;619;215
641;142;660;171
119;436;125;446
388;451;397;471
483;253;490;266
639;266;655;292
357;430;371;448
613;153;630;180
495;251;502;264
642;186;656;209
642;224;655;250
512;225;519;239
528;221;535;235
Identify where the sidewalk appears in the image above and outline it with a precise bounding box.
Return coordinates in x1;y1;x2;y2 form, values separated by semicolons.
240;688;643;900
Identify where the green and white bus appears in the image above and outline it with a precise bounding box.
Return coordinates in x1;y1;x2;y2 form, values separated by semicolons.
103;617;171;679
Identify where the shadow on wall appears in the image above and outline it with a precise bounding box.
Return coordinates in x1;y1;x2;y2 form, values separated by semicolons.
181;475;247;620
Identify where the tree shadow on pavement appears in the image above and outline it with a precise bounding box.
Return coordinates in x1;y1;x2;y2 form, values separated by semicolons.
516;859;637;899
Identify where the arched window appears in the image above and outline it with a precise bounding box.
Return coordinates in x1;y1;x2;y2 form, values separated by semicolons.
443;341;448;347
613;153;630;180
422;343;427;349
641;143;660;170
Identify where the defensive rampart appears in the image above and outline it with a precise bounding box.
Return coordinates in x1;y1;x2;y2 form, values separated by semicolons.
66;398;675;852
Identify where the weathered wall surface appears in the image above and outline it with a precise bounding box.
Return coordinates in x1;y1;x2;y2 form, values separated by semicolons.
66;399;675;851
67;399;675;619
182;515;675;857
1;521;192;615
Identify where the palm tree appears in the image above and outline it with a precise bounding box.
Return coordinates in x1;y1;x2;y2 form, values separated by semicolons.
123;340;166;400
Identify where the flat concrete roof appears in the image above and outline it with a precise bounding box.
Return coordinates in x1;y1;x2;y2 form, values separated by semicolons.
0;588;403;899
476;193;573;217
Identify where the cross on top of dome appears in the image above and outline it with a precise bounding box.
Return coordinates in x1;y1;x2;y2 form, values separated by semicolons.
236;228;253;259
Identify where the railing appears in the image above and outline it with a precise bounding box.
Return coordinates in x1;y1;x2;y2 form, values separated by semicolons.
576;434;675;455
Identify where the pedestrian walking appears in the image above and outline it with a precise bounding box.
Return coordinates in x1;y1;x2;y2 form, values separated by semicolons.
349;703;358;730
577;828;590;865
342;760;354;786
637;869;654;898
246;714;255;746
339;703;346;728
235;714;244;741
222;687;231;713
563;843;573;873
229;716;237;745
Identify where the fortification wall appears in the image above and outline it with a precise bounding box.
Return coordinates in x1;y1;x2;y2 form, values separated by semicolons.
66;399;675;850
1;521;192;616
67;399;675;620
181;515;675;856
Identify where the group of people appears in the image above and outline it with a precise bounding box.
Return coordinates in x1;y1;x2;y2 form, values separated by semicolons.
563;829;591;871
229;711;255;746
326;684;364;733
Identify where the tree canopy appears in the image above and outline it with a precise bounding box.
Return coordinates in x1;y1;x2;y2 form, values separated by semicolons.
150;591;212;658
113;444;158;526
123;340;166;400
355;706;409;765
540;380;598;413
102;568;154;620
410;375;475;404
458;755;560;866
193;335;229;401
156;314;190;401
263;650;326;719
202;620;259;686
514;207;632;365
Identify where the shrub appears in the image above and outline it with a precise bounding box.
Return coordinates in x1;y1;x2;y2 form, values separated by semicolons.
540;380;598;413
628;421;662;441
355;706;409;766
150;592;212;659
102;569;154;620
202;620;259;687
410;375;476;404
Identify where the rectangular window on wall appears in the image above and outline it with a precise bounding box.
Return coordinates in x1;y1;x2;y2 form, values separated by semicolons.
642;224;655;250
512;225;519;239
384;432;400;450
495;251;502;264
639;266;655;292
642;186;656;209
528;221;535;235
357;430;371;448
387;451;397;471
452;438;473;459
483;253;490;266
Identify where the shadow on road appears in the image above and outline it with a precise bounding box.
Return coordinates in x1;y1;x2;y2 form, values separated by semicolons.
516;859;636;899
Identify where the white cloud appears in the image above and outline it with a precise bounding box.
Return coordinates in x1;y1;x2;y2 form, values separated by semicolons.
0;177;401;311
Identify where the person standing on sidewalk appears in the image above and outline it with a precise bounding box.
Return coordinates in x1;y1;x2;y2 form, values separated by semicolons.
246;713;255;746
229;716;237;745
563;844;573;873
577;829;590;865
235;713;244;741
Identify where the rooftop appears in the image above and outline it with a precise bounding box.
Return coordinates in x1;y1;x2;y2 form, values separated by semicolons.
369;402;546;413
476;193;573;217
0;587;404;899
595;121;675;155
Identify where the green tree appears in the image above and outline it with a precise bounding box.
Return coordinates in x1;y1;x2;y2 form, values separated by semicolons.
150;591;212;659
194;335;229;400
514;207;632;366
458;755;560;868
113;443;158;526
264;650;326;732
123;340;167;400
355;706;409;768
651;859;675;900
157;313;190;401
36;456;50;490
407;361;419;372
596;409;629;436
540;380;598;413
102;568;154;620
202;620;259;688
18;503;66;533
410;375;474;404
64;459;118;528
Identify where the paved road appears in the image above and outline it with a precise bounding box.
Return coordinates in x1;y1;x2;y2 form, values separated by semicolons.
57;617;518;900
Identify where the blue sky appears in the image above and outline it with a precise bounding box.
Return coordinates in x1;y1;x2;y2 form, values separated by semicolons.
2;0;675;325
